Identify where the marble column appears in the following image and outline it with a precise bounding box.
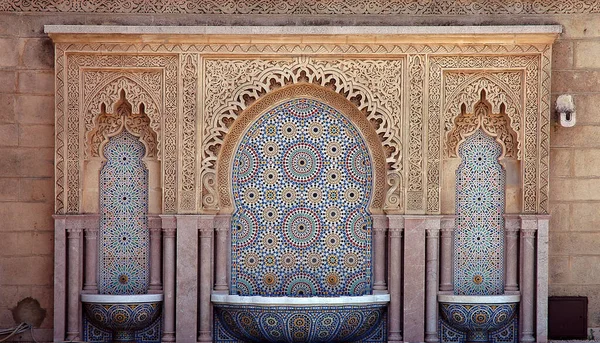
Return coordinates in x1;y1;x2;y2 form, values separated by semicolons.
372;214;388;292
214;215;231;292
66;226;82;341
148;215;163;293
176;216;199;343
439;216;454;292
387;215;403;342
504;215;520;292
53;215;67;341
198;216;215;342
403;216;427;343
520;215;537;343
537;215;550;343
82;215;99;293
425;219;441;343
161;216;177;342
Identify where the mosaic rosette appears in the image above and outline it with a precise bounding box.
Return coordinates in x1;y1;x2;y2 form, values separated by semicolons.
454;130;505;295
214;304;386;343
439;302;518;343
83;302;161;341
231;98;373;297
99;132;149;295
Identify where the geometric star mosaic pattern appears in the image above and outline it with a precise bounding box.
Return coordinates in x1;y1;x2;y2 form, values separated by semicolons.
454;129;505;295
98;131;150;295
231;98;373;297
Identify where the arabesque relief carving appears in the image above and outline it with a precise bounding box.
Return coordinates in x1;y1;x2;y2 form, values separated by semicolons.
88;89;158;158
446;89;519;159
4;0;600;15
54;40;553;215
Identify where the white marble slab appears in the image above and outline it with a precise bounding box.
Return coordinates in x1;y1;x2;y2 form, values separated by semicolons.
438;294;520;304
211;294;390;306
44;25;563;35
81;293;163;303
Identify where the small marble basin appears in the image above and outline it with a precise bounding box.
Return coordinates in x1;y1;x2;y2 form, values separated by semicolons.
81;293;163;342
212;294;390;343
438;294;520;343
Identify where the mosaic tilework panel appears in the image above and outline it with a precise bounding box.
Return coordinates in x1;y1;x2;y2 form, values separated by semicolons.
99;131;150;294
213;305;386;343
438;316;518;343
83;313;162;343
454;129;505;295
231;98;373;297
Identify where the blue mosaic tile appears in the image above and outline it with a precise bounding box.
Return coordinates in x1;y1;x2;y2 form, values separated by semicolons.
230;98;373;297
454;129;505;295
99;131;149;294
83;312;162;343
213;304;386;343
439;315;518;343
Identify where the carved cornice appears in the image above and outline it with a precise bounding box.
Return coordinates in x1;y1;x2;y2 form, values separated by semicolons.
4;0;600;15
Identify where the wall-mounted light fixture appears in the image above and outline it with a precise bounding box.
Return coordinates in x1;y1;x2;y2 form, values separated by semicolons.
556;94;576;127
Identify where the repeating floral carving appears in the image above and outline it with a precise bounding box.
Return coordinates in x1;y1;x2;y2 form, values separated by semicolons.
406;55;425;211
203;57;403;213
87;89;158;159
4;0;600;14
446;89;520;159
59;53;178;213
179;54;199;212
55;44;66;214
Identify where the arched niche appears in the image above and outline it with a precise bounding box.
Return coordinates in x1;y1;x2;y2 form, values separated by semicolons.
217;83;387;215
441;89;521;215
81;88;162;214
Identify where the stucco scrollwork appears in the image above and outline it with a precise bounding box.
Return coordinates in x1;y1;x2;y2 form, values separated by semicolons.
87;89;158;158
203;56;403;213
446;90;519;159
444;74;522;159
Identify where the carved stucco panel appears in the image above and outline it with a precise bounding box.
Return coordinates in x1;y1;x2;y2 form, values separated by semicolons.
202;56;404;213
428;54;542;214
58;53;178;214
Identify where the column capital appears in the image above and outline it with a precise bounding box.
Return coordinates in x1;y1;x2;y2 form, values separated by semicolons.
521;229;537;238
426;228;440;237
162;227;176;238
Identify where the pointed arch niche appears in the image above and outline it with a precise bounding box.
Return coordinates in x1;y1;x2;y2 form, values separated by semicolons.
218;83;388;215
82;87;162;214
441;88;521;215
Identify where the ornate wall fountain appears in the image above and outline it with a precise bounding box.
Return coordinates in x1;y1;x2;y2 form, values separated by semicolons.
48;25;559;343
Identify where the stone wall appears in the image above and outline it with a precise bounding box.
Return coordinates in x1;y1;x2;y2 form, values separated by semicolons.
0;5;599;339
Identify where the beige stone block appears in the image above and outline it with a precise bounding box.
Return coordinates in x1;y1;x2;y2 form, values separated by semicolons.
557;15;600;39
551;179;600;201
574;41;600;69
574;93;600;125
0;232;21;256
552;40;573;70
0;256;53;285
15;95;54;124
571;256;600;284
18;124;53;147
550;232;600;255
574;149;600;177
0;38;21;67
0;148;53;178
571;202;600;231
19;13;86;38
17;71;54;95
550;148;572;177
30;286;53;328
20;38;54;70
31;231;53;255
0;178;19;201
0;13;22;37
549;256;571;284
551;70;600;94
549;202;570;232
505;186;520;214
19;178;52;202
0;124;17;147
0;71;16;93
0;94;15;123
0;202;53;231
0;285;18;306
551;126;600;148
